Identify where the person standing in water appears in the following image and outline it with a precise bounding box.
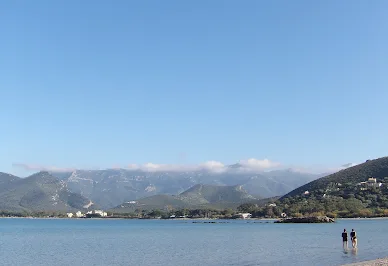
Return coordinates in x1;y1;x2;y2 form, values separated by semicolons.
350;229;357;248
342;229;348;248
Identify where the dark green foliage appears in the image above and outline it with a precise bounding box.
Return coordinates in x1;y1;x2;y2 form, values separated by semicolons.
283;157;388;198
110;208;243;219
0;210;68;218
276;157;388;218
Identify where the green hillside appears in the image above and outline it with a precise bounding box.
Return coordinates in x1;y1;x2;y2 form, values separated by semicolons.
0;172;95;212
277;157;388;218
283;157;388;198
111;184;258;212
179;184;256;205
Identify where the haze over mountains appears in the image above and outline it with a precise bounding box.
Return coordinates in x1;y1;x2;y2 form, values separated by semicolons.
52;167;324;209
0;163;330;212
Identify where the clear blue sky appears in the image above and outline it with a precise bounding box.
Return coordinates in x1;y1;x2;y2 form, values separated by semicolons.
1;0;388;175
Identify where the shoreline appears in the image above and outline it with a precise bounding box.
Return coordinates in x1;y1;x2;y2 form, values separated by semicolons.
0;216;277;221
342;257;388;265
338;217;388;220
1;216;387;221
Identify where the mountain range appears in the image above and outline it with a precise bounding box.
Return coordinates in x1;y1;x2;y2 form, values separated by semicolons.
111;184;277;212
51;167;324;209
0;166;327;212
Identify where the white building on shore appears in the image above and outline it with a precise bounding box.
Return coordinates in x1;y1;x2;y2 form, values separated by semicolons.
67;210;108;218
94;210;108;217
236;213;252;219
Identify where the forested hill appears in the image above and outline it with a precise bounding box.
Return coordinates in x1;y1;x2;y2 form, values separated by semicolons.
282;157;388;199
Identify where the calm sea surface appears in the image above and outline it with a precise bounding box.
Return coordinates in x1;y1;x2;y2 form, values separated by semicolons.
0;218;387;266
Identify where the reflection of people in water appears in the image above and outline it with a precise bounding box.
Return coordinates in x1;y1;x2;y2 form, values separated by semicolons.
342;229;348;248
350;229;357;248
351;248;358;256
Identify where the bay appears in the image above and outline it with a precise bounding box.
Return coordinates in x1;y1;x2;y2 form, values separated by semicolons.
0;218;387;266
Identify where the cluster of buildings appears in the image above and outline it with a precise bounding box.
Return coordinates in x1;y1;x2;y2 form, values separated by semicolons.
303;177;386;198
357;177;383;190
66;210;108;218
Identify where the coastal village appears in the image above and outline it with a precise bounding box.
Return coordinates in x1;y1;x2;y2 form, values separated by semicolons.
66;210;108;218
302;177;386;198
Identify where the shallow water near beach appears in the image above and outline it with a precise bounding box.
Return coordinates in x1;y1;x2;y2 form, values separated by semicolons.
0;218;387;266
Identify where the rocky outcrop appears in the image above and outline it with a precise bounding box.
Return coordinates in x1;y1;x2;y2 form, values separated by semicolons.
275;216;335;223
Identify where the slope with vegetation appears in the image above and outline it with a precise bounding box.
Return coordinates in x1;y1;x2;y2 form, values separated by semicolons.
0;171;95;213
0;172;19;185
111;184;262;212
178;184;256;204
275;157;388;218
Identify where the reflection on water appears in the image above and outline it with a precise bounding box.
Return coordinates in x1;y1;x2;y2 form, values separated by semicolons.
0;218;387;266
343;247;358;255
351;248;358;256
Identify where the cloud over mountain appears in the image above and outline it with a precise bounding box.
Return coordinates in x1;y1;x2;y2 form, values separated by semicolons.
124;158;280;173
342;162;359;168
12;163;76;173
13;159;358;175
238;158;281;171
13;158;281;173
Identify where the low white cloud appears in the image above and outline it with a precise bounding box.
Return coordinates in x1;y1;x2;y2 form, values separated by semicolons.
12;163;76;173
13;158;281;174
342;163;359;168
123;158;279;173
321;162;361;174
199;161;226;173
124;161;226;173
238;158;281;171
13;160;361;175
126;164;139;170
286;162;362;175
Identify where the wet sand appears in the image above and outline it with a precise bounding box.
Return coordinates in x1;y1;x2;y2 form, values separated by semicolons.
342;258;388;265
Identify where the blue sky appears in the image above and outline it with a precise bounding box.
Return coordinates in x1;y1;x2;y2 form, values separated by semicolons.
1;0;388;176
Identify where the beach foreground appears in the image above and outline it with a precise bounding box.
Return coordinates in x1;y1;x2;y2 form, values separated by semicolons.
342;258;388;266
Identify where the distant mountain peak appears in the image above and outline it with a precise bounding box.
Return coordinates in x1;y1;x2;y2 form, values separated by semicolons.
228;163;243;169
28;171;60;184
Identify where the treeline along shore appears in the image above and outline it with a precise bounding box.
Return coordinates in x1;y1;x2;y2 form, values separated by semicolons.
3;203;388;220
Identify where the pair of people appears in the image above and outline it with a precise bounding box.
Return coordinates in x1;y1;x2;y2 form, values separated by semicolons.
342;229;357;248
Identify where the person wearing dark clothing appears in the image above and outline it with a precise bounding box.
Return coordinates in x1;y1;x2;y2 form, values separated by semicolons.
350;229;357;248
342;229;348;248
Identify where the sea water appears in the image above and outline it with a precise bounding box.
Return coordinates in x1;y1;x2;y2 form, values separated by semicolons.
0;218;387;266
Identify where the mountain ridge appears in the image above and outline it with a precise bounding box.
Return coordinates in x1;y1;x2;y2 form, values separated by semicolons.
0;171;95;212
282;157;388;199
111;183;260;212
49;168;323;209
275;156;388;218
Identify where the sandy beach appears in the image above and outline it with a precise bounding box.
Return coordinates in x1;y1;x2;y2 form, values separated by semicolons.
342;258;388;265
